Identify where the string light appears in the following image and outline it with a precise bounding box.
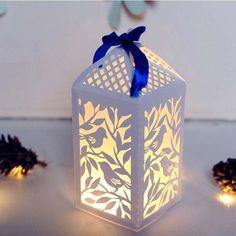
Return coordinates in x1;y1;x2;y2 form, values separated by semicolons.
217;193;234;208
9;166;24;180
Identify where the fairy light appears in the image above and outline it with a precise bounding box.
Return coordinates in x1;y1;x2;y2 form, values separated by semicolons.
217;193;234;208
9;166;24;180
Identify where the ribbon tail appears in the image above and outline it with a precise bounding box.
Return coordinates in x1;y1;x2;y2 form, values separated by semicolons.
127;26;146;41
93;43;112;63
93;32;120;63
130;71;145;97
129;44;149;97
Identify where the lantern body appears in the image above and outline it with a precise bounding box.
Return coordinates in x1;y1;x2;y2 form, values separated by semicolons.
72;46;185;231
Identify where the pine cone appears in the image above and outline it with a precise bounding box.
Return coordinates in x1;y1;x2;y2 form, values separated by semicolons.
213;158;236;193
0;134;47;176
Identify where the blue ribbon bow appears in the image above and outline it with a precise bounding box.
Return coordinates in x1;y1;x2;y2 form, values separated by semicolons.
93;26;149;97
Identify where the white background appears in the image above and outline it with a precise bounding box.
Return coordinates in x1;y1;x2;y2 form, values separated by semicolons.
1;1;236;119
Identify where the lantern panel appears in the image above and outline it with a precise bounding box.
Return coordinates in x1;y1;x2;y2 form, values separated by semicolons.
143;97;182;219
78;98;132;219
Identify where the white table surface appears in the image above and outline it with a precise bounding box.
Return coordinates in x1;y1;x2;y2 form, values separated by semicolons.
0;119;236;236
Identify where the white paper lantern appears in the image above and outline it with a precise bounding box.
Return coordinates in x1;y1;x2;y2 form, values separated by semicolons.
72;43;186;231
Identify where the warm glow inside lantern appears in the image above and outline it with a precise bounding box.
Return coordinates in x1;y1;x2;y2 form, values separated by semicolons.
72;46;186;231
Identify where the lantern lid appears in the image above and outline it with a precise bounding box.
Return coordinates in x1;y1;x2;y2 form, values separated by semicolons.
73;46;185;97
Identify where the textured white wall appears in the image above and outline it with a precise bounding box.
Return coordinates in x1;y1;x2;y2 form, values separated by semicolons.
1;1;236;119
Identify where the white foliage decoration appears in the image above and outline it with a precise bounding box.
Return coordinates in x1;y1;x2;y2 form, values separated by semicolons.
143;97;182;218
79;98;132;219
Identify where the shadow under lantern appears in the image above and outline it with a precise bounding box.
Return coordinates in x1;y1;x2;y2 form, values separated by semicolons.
72;45;186;231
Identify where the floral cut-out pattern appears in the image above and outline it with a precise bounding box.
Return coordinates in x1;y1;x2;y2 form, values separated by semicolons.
143;97;182;218
78;98;132;219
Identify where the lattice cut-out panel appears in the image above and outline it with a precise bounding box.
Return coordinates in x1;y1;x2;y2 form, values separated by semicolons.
140;47;182;79
140;63;175;95
82;46;181;96
143;97;182;219
83;52;131;95
78;98;132;220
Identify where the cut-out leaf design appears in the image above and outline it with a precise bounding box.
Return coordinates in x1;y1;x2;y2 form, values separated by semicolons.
149;169;154;183
149;111;155;128
105;201;116;210
81;146;87;157
86;161;91;175
91;190;106;196
159;188;169;207
94;104;100;113
152;189;163;202
108;107;115;124
117;206;122;218
147;185;153;200
145;155;151;170
80;162;85;177
116;132;122;148
148;179;160;200
144;175;149;190
123;189;129;201
90;178;100;189
97;197;110;204
123;150;131;164
81;123;93;130
93;119;104;126
170;152;177;160
88;157;98;170
85;176;93;188
173;125;181;137
121;142;130;151
119;116;131;128
123;130;130;140
85;198;95;204
146;129;155;142
114;168;127;175
122;204;131;214
157;115;166;128
152;179;160;195
145;205;156;216
174;98;181;113
102;152;116;165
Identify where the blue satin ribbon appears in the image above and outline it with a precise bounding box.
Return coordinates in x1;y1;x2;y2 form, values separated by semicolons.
93;26;149;97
